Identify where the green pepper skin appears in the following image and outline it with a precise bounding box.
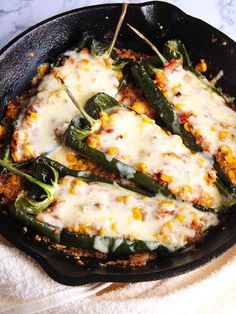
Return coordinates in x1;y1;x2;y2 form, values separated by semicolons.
85;92;120;119
64;127;172;197
131;61;203;152
214;159;236;196
56;34;121;67
0;159;57;215
9;206;62;242
162;40;192;68
64;92;234;212
36;156;155;197
9;206;167;254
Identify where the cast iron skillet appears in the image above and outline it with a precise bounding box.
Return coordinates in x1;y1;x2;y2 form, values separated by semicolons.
0;1;236;286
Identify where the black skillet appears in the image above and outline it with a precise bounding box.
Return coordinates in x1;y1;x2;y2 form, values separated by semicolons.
0;1;236;286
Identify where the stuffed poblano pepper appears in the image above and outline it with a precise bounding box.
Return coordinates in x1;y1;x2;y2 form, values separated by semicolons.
0;159;219;254
10;3;132;164
128;25;236;194
62;88;236;212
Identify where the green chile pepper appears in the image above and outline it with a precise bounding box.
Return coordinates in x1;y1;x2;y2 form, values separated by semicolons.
9;205;168;254
36;156;155;197
131;61;203;152
0;159;57;214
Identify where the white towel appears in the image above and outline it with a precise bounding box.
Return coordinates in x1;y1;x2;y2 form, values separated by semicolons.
0;234;235;314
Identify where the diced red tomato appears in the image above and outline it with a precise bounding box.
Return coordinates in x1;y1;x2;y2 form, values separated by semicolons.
163;59;179;71
106;129;114;133
179;112;191;123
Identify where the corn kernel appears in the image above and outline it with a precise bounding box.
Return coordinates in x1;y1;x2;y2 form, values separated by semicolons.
219;130;229;140
225;153;234;164
66;153;77;165
87;134;100;148
142;116;154;124
38;63;49;76
228;170;236;181
117;71;123;81
183;122;191;132
76;160;87;171
158;200;174;206
219;145;229;154
102;119;114;129
198;158;206;167
73;178;84;186
0;125;4;137
204;193;214;208
180;185;193;194
206;170;217;183
24;144;33;155
11;151;19;162
163;152;179;159
121;155;130;161
176;214;185;223
69;178;84;194
10;174;20;186
230;156;236;168
116;195;132;204
193;213;199;223
166;221;174;232
195;59;207;72
55;90;61;97
99;228;107;236
28;112;37;121
175;104;184;111
99;111;109;120
132;102;149;114
70;187;77;194
55;71;61;79
195;128;201;137
79;224;89;234
116;196;125;203
165;130;172;136
135;162;149;174
211;126;216;131
160;174;173;183
111;223;117;232
172;84;181;92
107;147;119;156
80;58;90;64
132;207;143;220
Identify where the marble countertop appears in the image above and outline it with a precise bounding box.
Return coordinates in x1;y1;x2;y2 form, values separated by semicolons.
0;0;236;49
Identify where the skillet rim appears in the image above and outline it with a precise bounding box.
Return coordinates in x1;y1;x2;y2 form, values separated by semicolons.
1;1;235;55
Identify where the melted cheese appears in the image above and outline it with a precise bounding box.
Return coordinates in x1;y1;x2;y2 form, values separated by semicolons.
93;108;222;208
162;64;236;156
37;176;218;251
12;49;119;162
47;146;75;167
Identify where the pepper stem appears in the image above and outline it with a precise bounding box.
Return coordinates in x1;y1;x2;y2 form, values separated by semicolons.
106;3;129;57
0;159;54;195
127;24;168;65
56;76;96;126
